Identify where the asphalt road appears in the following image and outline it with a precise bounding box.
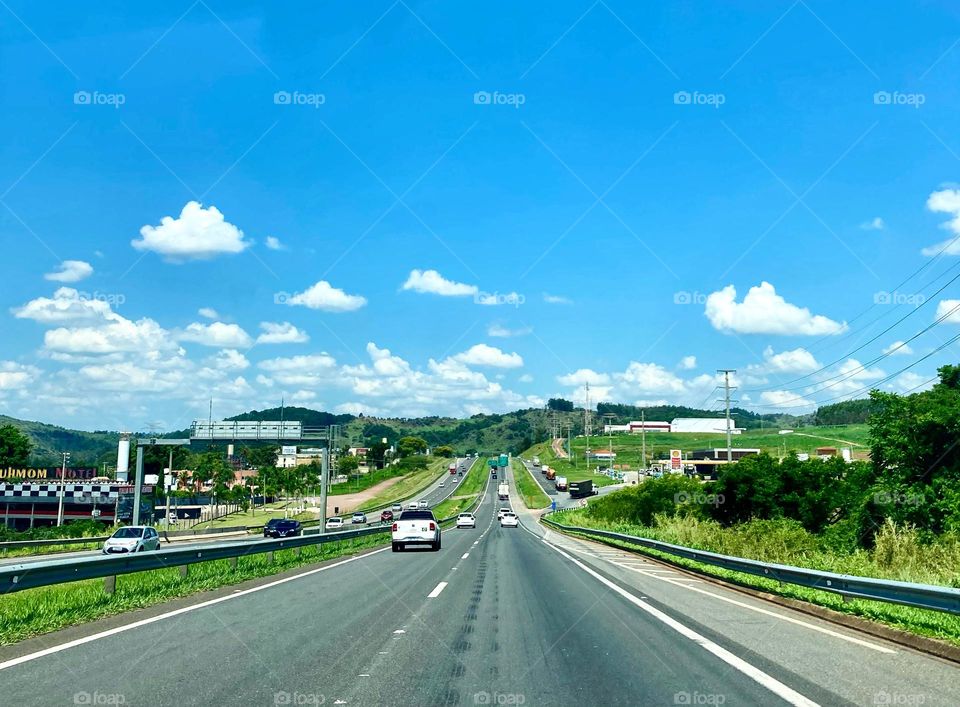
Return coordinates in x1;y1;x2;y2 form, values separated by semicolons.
2;468;959;706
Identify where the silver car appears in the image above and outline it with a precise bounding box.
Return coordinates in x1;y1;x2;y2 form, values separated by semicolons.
102;526;161;554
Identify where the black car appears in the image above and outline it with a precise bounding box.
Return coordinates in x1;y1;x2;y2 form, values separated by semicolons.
263;519;302;538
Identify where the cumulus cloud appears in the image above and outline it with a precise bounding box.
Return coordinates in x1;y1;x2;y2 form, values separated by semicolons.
283;281;366;312
132;202;251;261
45;317;174;354
13;288;114;324
207;349;250;371
882;340;914;356
179;322;253;348
557;369;610;386
678;355;697;370
256;321;308;344
402;269;477;296
543;293;572;305
859;217;885;231
518;374;533;383
705;282;847;335
760;346;820;374
198;307;219;320
45;260;93;283
452;344;523;369
936;299;960;323
0;362;40;390
922;189;960;256
265;236;284;251
760;390;815;409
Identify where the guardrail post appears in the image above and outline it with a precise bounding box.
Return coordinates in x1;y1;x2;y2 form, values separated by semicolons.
179;565;189;579
104;575;116;595
296;547;302;559
229;556;237;570
267;551;275;563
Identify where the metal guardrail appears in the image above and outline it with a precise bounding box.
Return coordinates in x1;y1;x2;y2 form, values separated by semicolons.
0;536;109;551
541;515;960;615
0;525;390;594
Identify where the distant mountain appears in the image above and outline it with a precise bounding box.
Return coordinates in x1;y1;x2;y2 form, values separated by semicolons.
0;415;121;468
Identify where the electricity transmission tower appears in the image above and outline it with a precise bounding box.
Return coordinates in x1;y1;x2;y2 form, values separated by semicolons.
717;369;738;462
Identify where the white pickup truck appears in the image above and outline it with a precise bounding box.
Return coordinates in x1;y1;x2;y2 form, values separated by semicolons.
391;509;441;552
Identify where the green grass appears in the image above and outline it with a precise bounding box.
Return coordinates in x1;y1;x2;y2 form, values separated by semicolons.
356;457;450;512
550;509;960;647
433;459;486;519
511;459;550;509
523;441;618;487
0;532;388;645
190;500;316;530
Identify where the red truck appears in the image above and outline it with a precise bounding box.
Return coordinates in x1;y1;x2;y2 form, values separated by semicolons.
448;463;457;475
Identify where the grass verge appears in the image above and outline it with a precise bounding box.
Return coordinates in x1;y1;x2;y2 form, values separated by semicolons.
357;457;449;512
433;459;486;519
511;459;550;509
191;501;315;530
550;510;960;647
0;532;388;646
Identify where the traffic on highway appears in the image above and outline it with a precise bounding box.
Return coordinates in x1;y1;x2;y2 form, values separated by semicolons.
2;462;958;706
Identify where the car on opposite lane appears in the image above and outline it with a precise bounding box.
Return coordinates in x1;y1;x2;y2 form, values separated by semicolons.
380;510;394;523
391;503;403;514
456;513;476;529
351;512;367;524
263;519;303;538
102;526;160;554
325;517;344;531
500;512;519;528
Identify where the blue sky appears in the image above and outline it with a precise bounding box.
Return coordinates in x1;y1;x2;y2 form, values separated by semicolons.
3;1;960;431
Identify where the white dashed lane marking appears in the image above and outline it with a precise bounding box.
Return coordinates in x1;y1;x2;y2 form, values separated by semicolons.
427;581;448;598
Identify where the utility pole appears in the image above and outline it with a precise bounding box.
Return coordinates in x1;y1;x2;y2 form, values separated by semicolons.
717;369;738;463
565;423;573;468
319;446;329;531
641;410;647;470
583;382;592;467
56;452;70;526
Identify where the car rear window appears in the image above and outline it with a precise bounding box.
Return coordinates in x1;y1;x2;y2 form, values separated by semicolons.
399;510;436;521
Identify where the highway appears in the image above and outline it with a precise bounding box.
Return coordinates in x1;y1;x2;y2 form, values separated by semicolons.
1;464;959;706
519;458;624;511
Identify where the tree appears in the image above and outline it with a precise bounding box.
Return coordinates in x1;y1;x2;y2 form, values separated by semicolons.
368;441;390;469
433;445;455;458
241;445;278;468
339;455;360;475
548;398;574;412
397;436;428;457
0;425;32;466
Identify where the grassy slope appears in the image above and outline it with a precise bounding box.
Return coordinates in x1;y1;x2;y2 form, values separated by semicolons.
522;441;618;486
511;459;550;509
190;501;315;530
355;457;449;512
433;458;486;519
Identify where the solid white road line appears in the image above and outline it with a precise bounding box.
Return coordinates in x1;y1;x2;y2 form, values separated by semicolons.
541;539;820;707
607;559;894;654
427;581;448;598
0;545;392;672
461;552;469;559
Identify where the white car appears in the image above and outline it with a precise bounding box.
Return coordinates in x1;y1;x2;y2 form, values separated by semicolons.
500;512;519;528
325;517;344;531
497;508;513;521
407;502;419;510
418;499;429;508
456;513;476;529
102;526;160;554
392;509;441;552
439;481;445;488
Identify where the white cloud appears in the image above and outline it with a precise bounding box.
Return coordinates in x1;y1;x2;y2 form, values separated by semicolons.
452;344;523;369
487;324;532;337
760;390;814;409
45;260;93;283
543;293;572;305
618;362;687;394
256;321;309;344
678;355;697;370
13;288;114;324
518;373;533;383
45;317;173;354
859;217;885;231
208;349;249;371
284;280;366;312
761;346;820;374
179;322;253;348
265;236;284;251
557;369;610;386
922;189;960;256
198;307;219;320
936;299;960;323
0;362;40;390
886;372;934;394
882;340;914;356
705;282;847;335
401;269;477;297
132;201;251;261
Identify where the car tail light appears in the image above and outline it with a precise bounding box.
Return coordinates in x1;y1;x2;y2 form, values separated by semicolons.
392;523;397;532
429;522;436;531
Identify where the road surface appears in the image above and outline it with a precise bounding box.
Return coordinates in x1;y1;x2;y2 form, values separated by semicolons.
2;469;958;705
